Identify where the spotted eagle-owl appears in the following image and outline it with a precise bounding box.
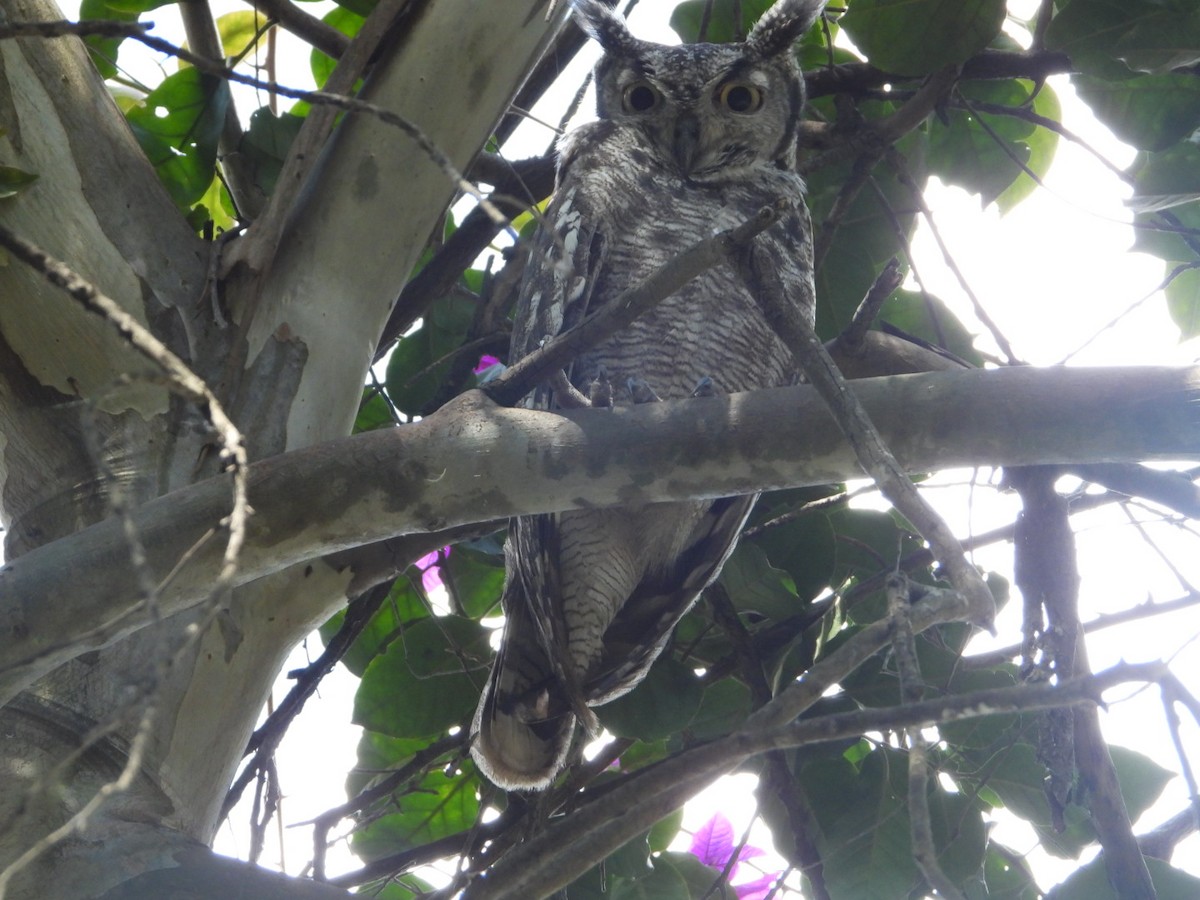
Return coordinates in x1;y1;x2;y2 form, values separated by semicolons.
471;0;823;789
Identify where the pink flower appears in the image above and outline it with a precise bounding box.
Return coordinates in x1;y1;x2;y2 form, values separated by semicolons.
414;548;449;594
688;813;783;900
474;354;502;374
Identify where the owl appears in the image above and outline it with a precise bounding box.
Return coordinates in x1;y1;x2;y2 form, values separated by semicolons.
471;0;823;790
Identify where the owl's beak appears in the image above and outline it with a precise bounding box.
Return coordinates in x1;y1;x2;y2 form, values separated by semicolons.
672;114;700;174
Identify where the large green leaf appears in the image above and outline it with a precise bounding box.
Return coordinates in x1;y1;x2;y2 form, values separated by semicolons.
353;616;490;738
79;0;142;79
800;747;987;895
1132;201;1200;339
319;576;429;677
682;678;752;743
385;292;477;416
841;0;1006;75
670;0;774;43
718;543;801;621
215;10;268;62
746;497;836;603
239;108;305;199
970;842;1041;899
311;7;366;88
808;148;922;334
878;289;982;365
440;545;505;619
598;655;704;741
1050;855;1200;900
925;79;1061;211
1075;73;1200;152
1046;0;1200;75
1131;143;1200;212
126;67;230;209
349;767;479;861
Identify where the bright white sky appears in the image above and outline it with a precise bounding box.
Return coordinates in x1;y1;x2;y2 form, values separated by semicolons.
54;0;1200;893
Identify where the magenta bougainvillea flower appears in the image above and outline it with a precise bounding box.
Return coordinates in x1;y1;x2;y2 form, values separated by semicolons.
688;812;783;900
474;354;501;373
414;548;449;594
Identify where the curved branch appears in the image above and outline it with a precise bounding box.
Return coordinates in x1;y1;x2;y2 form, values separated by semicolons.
1;365;1197;702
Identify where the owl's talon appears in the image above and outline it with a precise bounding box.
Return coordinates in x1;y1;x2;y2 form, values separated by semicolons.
588;366;614;408
690;376;717;398
626;377;662;404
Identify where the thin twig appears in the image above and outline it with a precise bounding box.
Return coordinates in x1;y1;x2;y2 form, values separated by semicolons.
739;218;996;632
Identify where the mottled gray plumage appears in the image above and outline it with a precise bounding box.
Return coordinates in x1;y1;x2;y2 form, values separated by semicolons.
471;0;823;790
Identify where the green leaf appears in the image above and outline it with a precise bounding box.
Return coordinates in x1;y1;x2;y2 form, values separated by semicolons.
354;388;396;433
320;577;430;677
828;507;923;594
670;0;782;44
441;545;505;619
648;809;684;853
311;7;365;88
973;843;1040;899
79;0;141;79
1051;856;1200;900
598;656;704;742
747;498;836;603
239;108;304;199
718;543;800;621
1131;143;1200;212
0;165;38;199
878;289;982;365
353;616;490;738
1046;0;1200;75
1075;73;1200;152
1107;743;1174;821
216;10;268;61
126;68;230;209
683;678;752;742
808;152;922;334
564;833;660;899
996;84;1062;213
841;0;1006;75
1163;266;1200;339
349;767;479;861
655;852;733;899
800;747;986;895
385;292;476;416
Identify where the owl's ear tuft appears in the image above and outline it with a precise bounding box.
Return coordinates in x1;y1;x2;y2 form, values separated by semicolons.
573;0;641;58
745;0;826;58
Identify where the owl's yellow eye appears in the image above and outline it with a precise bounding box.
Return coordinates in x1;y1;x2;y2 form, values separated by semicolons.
622;81;661;113
717;81;764;114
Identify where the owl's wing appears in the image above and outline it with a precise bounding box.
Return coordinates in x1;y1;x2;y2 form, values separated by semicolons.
471;136;615;789
587;495;757;704
509;129;614;389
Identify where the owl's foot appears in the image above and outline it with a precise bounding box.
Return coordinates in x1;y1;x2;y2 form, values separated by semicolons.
690;376;717;397
626;377;662;404
588;366;614;408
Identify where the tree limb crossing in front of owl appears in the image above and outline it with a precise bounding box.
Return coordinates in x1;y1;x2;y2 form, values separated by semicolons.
471;0;824;790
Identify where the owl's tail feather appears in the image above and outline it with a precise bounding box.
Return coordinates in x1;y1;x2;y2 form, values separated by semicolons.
471;602;576;791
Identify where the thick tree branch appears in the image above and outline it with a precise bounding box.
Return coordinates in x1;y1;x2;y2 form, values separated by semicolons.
1;366;1197;702
247;0;349;59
